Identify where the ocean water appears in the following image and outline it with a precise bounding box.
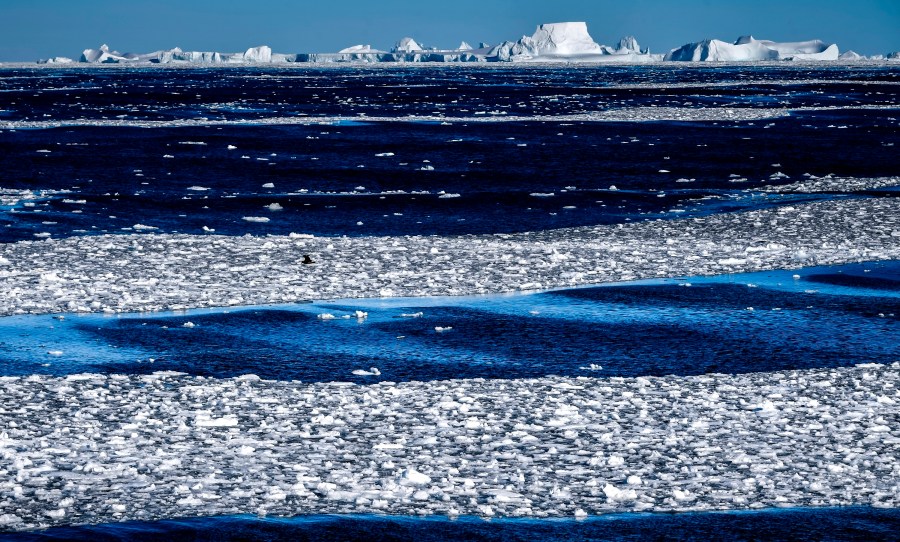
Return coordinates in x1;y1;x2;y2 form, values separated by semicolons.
1;65;899;539
0;65;897;241
5;508;900;542
0;261;897;382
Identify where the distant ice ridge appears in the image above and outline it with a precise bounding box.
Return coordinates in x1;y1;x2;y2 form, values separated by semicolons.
38;23;898;65
0;197;898;317
77;44;284;64
58;22;656;64
0;363;897;530
47;23;895;65
665;36;839;61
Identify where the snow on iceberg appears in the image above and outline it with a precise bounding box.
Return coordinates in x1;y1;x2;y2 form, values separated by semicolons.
666;35;839;61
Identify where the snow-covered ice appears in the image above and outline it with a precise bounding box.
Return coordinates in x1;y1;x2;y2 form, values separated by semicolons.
0;363;897;530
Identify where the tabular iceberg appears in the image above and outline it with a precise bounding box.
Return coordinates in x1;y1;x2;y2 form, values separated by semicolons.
489;23;656;62
666;35;839;61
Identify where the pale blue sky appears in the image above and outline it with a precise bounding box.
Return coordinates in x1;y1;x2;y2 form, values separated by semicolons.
1;0;898;61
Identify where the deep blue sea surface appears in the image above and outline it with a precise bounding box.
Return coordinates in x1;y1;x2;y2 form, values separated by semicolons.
4;508;900;542
0;65;898;241
1;261;897;382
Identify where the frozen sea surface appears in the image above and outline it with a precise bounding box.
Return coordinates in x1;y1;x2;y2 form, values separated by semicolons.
1;196;898;317
0;261;897;381
0;363;898;530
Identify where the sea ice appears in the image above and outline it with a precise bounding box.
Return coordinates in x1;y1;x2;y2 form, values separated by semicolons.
0;198;896;317
0;363;896;530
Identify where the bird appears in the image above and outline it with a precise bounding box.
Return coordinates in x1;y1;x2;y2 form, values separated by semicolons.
302;254;314;265
352;367;381;376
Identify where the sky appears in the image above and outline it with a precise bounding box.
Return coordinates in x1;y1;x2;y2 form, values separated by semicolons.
1;0;898;61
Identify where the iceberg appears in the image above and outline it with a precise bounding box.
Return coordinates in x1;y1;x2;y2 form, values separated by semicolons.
37;56;74;64
490;22;603;60
393;37;424;53
489;23;657;62
666;35;839;61
79;44;279;64
80;44;131;63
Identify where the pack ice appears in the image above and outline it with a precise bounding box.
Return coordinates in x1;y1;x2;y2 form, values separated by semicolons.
0;197;898;317
0;363;897;530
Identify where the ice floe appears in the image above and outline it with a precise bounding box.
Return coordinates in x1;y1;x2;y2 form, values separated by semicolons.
762;175;900;193
0;198;897;316
0;363;897;530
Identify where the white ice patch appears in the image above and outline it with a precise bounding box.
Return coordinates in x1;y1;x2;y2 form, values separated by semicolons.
0;198;898;316
0;364;896;530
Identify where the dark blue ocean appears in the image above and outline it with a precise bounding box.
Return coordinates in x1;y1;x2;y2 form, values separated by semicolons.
1;262;897;382
0;65;898;242
1;65;899;540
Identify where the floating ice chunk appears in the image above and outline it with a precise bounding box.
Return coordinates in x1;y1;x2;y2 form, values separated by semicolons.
132;224;158;231
201;226;215;232
182;322;195;328
242;217;270;223
195;414;239;427
375;152;394;157
603;483;636;502
266;203;283;211
401;468;431;486
227;145;237;150
673;489;694;501
187;186;210;191
579;364;603;371
351;367;381;376
47;350;63;356
317;313;336;320
434;326;452;333
354;310;368;320
262;183;275;188
399;312;424;318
